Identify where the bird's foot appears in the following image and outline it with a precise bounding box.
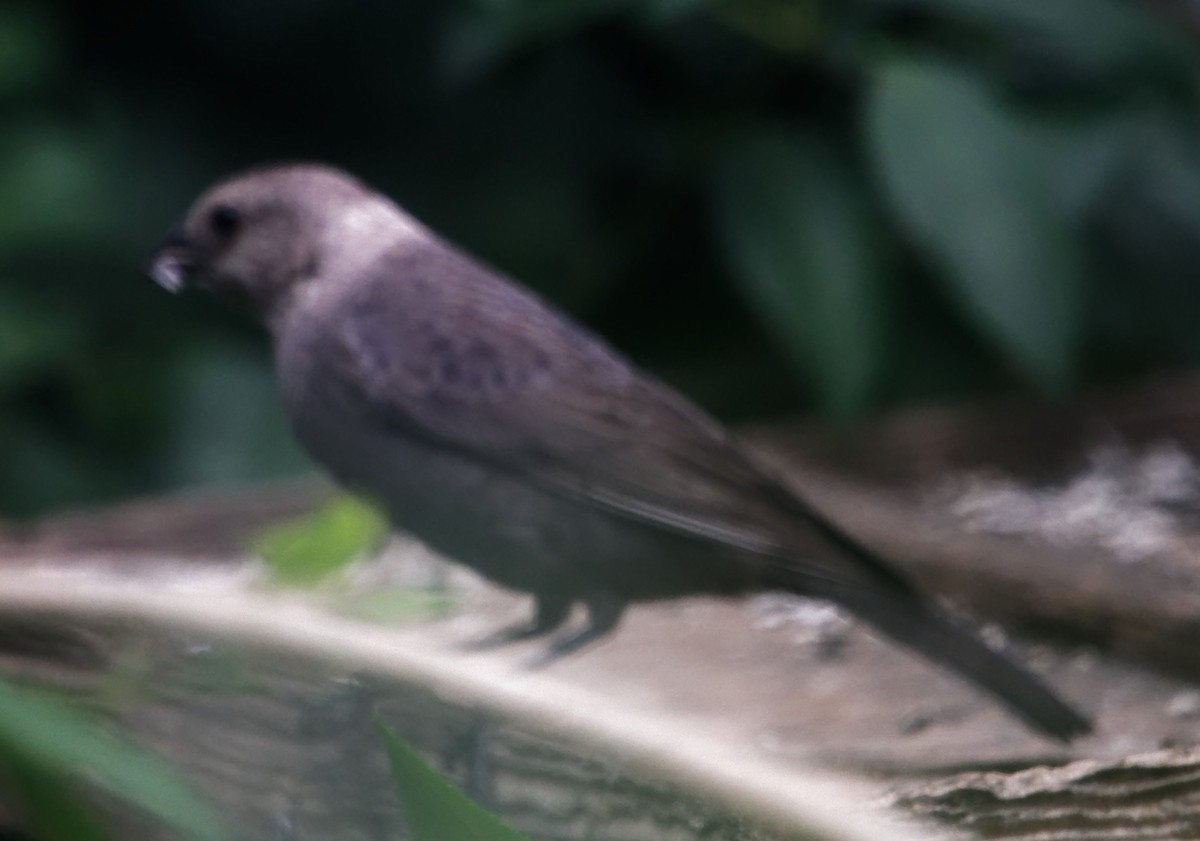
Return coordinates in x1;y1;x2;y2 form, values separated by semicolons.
463;595;572;652
523;594;626;670
465;621;552;651
522;625;607;669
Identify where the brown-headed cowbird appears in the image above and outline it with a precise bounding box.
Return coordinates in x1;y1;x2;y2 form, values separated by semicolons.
148;164;1090;740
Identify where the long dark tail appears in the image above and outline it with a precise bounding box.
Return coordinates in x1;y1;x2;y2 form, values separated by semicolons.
825;585;1091;740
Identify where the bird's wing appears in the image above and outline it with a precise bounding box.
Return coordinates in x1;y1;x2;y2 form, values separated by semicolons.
328;246;909;593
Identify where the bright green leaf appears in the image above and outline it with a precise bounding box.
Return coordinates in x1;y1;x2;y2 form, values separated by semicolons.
255;494;391;586
0;676;226;841
868;57;1084;389
377;720;533;841
714;128;886;419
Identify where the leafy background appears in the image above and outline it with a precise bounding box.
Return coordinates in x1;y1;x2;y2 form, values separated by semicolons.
4;0;1200;517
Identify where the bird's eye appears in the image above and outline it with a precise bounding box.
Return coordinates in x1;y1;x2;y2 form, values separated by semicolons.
209;204;241;237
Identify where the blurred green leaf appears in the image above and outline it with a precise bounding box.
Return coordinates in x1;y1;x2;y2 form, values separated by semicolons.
255;495;390;585
870;0;1191;86
714;129;886;418
378;720;533;841
0;286;79;390
0;676;226;841
0;125;108;253
868;57;1085;389
1;752;110;841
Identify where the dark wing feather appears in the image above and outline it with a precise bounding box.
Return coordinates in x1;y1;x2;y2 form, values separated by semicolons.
331;244;912;594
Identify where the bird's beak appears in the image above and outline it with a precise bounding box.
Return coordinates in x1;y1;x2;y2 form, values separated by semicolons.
146;226;193;294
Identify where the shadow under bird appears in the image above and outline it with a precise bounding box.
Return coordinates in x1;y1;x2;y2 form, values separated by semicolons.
147;163;1091;741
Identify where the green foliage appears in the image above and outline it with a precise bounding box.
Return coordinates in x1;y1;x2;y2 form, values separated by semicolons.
254;495;391;585
3;753;111;841
714;128;886;418
4;0;1200;515
867;57;1084;390
0;675;226;841
255;496;457;624
378;720;533;841
899;0;1194;82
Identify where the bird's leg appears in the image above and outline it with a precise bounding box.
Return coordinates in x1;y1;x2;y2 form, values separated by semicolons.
525;593;626;669
466;594;573;650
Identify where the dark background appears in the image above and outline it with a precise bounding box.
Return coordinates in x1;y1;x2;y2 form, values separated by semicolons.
4;0;1200;516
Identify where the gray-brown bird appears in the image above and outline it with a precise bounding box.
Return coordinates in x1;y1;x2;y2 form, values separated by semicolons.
148;163;1090;740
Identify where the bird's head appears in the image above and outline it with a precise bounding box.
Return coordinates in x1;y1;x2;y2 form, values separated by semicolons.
147;163;414;321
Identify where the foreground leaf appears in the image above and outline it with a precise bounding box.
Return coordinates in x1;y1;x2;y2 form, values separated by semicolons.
0;676;226;841
378;720;533;841
868;57;1084;389
1;751;109;841
714;128;886;419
